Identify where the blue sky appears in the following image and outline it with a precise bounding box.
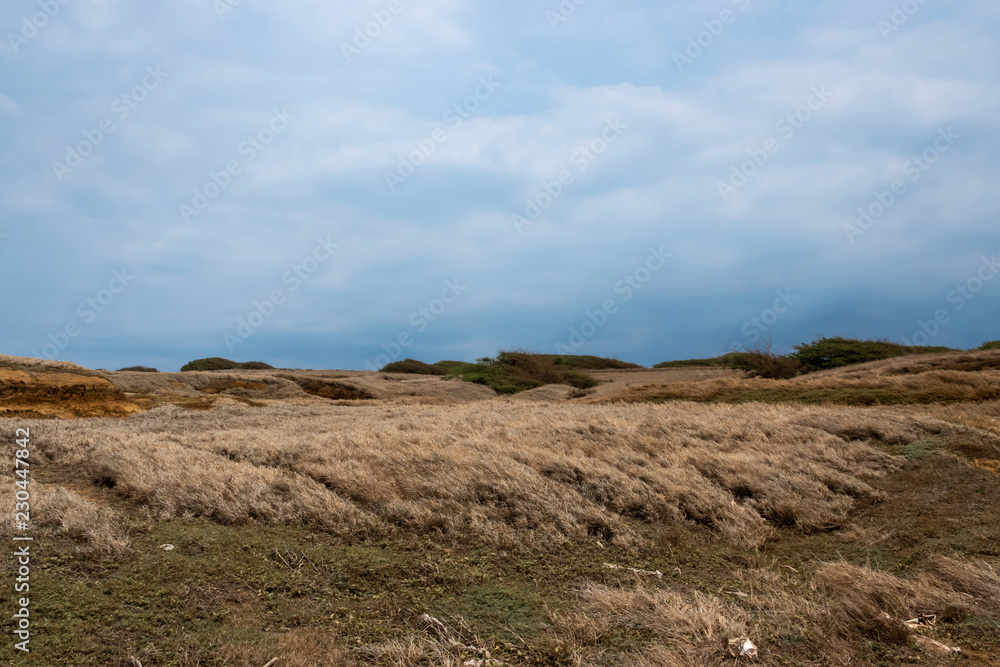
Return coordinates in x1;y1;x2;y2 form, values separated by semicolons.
1;0;998;371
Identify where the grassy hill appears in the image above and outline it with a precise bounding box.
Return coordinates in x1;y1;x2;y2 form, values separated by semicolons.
4;347;1000;664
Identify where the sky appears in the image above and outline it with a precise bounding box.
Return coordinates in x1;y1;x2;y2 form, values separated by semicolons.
1;0;998;372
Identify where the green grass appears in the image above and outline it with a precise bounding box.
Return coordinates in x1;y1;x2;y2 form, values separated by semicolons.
900;438;939;461
426;582;549;641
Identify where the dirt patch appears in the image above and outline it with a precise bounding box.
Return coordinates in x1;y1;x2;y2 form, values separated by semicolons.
976;459;1000;473
199;378;275;396
0;369;142;419
277;375;374;401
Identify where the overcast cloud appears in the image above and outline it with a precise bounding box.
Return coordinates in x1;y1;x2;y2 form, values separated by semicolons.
2;0;998;371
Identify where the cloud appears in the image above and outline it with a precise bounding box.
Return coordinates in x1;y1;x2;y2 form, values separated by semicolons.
0;0;997;370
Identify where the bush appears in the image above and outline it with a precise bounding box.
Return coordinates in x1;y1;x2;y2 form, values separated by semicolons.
723;342;801;379
380;359;448;375
431;360;467;373
446;350;600;394
117;366;158;373
542;355;643;370
237;361;275;370
180;358;274;372
792;337;952;373
561;370;601;389
980;341;1000;350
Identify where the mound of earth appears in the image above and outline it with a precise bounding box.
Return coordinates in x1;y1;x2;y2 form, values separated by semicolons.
0;366;142;419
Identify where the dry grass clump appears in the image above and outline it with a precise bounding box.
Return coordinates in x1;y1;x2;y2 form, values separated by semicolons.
0;482;130;558
921;554;1000;615
818;557;1000;644
548;556;1000;665
583;584;749;655
361;636;465;667
20;401;920;550
360;616;498;667
32;415;376;535
210;629;350;667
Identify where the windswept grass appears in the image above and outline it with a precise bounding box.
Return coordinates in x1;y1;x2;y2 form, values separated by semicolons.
1;482;130;558
26;401;915;550
600;350;1000;406
4;350;1000;665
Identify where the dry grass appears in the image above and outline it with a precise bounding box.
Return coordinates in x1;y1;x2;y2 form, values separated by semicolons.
597;350;1000;407
541;555;1000;665
818;556;1000;644
576;584;749;664
1;481;130;558
23;401;918;550
5;350;1000;664
0;353;98;375
103;366;496;407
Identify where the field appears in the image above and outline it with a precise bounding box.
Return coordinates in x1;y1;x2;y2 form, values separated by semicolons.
2;352;1000;665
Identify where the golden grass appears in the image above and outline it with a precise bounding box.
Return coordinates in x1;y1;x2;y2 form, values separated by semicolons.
1;482;130;558
25;401;919;551
595;350;1000;406
542;555;1000;665
104;366;496;407
0;353;97;375
6;350;1000;664
817;556;1000;644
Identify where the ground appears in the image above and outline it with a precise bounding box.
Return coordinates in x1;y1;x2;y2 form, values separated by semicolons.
1;352;999;666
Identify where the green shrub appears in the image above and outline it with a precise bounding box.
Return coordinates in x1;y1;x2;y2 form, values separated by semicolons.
180;358;274;372
117;366;158;373
446;350;600;394
979;341;1000;350
432;360;467;373
792;337;952;373
723;343;801;379
380;359;448;375
238;361;275;370
561;370;601;389
541;355;642;370
901;439;938;461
